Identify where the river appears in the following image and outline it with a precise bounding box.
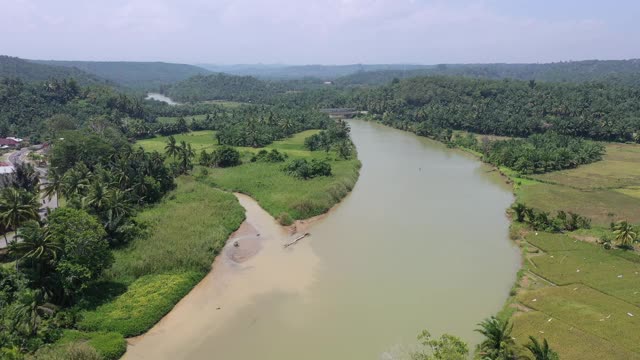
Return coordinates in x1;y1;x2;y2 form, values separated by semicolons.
145;93;180;105
124;120;520;359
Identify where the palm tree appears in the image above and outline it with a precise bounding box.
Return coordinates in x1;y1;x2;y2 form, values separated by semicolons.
164;135;179;159
475;316;518;360
178;141;195;174
612;220;637;248
525;336;558;360
83;180;110;212
11;221;61;275
43;171;63;207
104;189;133;220
61;165;91;198
512;203;527;222
0;188;40;245
10;289;43;337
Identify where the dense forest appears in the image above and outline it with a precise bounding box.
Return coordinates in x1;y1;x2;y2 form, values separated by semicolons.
214;105;331;147
161;73;326;103
33;60;210;89
0;78;148;139
347;76;640;142
329;59;640;87
201;59;640;87
0;56;110;86
198;63;433;80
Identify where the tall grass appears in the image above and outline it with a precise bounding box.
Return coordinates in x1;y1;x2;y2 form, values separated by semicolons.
106;176;245;281
77;176;245;340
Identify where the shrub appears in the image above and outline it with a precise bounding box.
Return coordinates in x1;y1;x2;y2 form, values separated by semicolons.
58;331;125;360
251;149;287;163
277;212;293;226
283;159;332;179
512;204;591;232
210;146;241;168
65;343;102;360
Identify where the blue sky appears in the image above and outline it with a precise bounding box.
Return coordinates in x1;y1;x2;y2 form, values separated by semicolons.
1;0;639;64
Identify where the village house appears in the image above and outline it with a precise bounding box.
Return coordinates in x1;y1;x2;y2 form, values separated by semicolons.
0;137;22;149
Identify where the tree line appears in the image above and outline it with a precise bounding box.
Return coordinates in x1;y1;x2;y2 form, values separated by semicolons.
345;76;640;142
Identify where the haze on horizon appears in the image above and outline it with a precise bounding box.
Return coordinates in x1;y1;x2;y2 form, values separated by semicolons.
2;0;639;65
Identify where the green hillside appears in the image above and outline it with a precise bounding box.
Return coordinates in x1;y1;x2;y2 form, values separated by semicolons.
32;60;210;89
0;55;108;85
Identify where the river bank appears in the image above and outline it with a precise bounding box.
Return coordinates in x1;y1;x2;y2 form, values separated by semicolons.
123;193;320;359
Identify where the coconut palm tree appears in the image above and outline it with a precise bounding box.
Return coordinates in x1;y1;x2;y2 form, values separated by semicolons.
61;164;91;198
475;316;518;360
10;288;43;337
164;135;179;159
43;171;63;207
525;336;558;360
177;141;195;174
0;188;40;245
83;180;110;212
11;221;61;278
512;203;528;222
613;220;637;248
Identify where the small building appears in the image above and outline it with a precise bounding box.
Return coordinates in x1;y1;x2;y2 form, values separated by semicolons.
0;162;15;188
0;138;20;149
0;162;15;175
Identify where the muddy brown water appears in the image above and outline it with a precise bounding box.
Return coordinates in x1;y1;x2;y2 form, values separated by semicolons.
123;120;520;359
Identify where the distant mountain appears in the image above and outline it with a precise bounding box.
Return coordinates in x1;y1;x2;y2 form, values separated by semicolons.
334;60;640;87
0;55;108;85
198;63;434;80
31;60;211;89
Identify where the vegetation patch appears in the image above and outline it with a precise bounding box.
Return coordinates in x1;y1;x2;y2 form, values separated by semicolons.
107;176;245;281
78;272;202;337
137;130;218;154
516;181;640;225
517;286;640;354
199;132;360;219
57;330;126;360
511;311;640;360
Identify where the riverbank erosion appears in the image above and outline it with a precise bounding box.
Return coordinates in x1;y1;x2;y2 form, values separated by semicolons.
123;193;319;359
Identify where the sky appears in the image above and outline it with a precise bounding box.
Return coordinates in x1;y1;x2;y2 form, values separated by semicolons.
1;0;639;65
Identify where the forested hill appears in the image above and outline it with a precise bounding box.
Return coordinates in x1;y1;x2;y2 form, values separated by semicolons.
32;60;211;89
347;76;640;142
335;59;640;87
0;55;109;85
199;63;433;80
164;73;285;103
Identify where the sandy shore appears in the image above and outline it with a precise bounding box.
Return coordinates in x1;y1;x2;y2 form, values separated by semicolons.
122;193;320;360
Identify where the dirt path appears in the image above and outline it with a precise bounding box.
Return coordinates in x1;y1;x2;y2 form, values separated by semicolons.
122;193;320;360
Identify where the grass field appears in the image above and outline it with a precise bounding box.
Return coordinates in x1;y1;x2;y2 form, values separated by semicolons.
139;130;362;220
508;229;640;359
518;286;640;353
502;142;640;359
76;177;245;340
511;311;640;360
518;143;640;225
198;130;361;220
137;130;218;153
